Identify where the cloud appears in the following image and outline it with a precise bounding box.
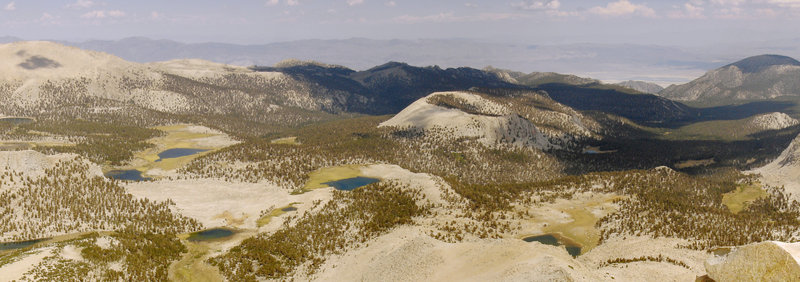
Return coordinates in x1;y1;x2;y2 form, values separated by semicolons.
265;0;279;6
512;0;560;11
386;1;396;7
347;0;364;6
287;0;299;6
589;0;656;17
81;9;125;19
465;3;478;8
66;0;95;9
756;8;779;16
709;0;746;6
37;12;60;25
668;2;705;18
393;12;529;23
714;6;744;18
769;0;800;8
394;12;458;23
4;1;14;11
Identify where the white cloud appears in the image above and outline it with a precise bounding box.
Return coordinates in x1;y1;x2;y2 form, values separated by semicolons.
756;8;779;16
287;0;299;6
512;0;560;11
347;0;364;6
769;0;800;8
465;3;478;8
37;12;59;25
107;10;124;17
714;6;744;18
668;2;705;18
4;1;14;11
710;0;745;6
67;0;95;9
394;12;458;23
265;0;279;6
393;12;529;23
589;0;656;17
81;9;125;19
386;1;396;7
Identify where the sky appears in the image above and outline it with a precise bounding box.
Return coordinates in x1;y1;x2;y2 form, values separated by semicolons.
1;0;799;45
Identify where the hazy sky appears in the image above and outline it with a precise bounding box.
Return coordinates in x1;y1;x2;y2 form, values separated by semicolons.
1;0;799;45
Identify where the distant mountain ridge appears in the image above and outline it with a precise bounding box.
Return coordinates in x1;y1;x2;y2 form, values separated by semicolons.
0;41;520;128
33;36;745;86
660;54;800;105
724;54;800;73
2;40;794;134
252;61;521;115
615;80;664;94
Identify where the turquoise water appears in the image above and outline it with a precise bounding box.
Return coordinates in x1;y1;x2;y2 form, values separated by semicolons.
0;238;48;251
523;234;582;257
105;170;151;181
155;148;208;162
187;228;235;242
323;177;380;191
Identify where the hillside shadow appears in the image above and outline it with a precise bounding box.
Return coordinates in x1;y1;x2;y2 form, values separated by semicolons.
18;55;62;70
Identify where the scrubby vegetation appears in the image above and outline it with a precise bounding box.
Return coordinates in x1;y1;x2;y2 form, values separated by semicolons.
4;73;800;281
425;168;800;251
16;119;161;165
601;254;690;269
183;115;561;188
209;181;428;280
0;158;201;241
16;231;186;281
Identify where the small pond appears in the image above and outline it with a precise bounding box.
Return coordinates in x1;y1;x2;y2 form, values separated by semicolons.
187;228;235;242
523;234;582;257
0;142;30;151
105;170;151;181
323;177;380;191
0;117;34;125
155;148;208;162
710;246;733;256
281;207;298;212
0;238;49;251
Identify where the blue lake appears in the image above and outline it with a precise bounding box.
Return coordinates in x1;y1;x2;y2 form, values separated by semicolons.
105;170;151;181
0;238;48;251
323;177;380;191
187;228;235;242
155;148;208;162
523;234;582;257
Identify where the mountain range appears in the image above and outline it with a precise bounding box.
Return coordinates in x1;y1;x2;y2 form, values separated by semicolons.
5;40;800;281
4;36;777;86
660;54;800;106
5;41;800;133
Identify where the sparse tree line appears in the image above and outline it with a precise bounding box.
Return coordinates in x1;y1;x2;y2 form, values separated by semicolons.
16;231;185;281
208;181;428;281
0;158;201;241
600;254;690;269
183;115;561;190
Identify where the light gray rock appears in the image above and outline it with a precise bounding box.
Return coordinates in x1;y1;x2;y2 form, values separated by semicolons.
705;241;800;282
